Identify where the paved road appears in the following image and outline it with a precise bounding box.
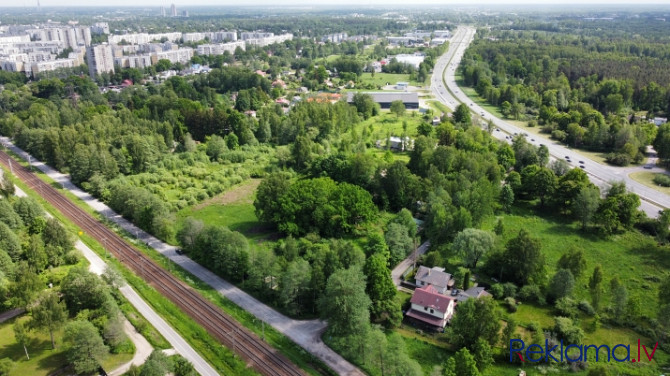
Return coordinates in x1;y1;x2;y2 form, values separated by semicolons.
0;136;364;376
391;241;430;289
431;27;665;218
109;320;154;376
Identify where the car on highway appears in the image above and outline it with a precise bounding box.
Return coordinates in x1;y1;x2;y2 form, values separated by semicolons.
644;165;653;169
175;249;183;255
579;161;584;164
579;165;585;169
565;156;570;159
531;138;535;142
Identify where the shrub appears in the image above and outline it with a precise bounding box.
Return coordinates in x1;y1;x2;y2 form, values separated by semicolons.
64;249;82;265
555;297;578;318
605;153;631;166
653;174;670;187
504;297;517;312
519;284;546;305
490;284;504;299
578;300;595;316
553;316;585;344
502;282;518;298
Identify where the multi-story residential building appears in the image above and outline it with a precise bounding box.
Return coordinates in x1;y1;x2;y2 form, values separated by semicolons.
90;22;110;35
196;41;245;55
87;44;114;78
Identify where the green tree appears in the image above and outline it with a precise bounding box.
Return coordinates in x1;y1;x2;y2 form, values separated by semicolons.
30;290;67;349
573;186;601;229
501;229;546;285
318;267;371;337
549;269;575;301
450;348;481;376
501;318;517;350
610;277;628;320
472;338;493;372
452;228;494;269
450;297;501;349
390;208;417;238
364;253;401;327
279;259;311;316
24;234;47;272
390;100;406;118
12;197;43;230
0;200;23;229
0;172;15;198
0;222;22;261
589;265;604;311
13;320;30;360
660;275;670;306
500;184;514;213
254;172;293;224
10;262;41;308
0;359;14;376
384;223;414;264
453;103;472;125
61;267;108;315
205;134;227;161
177;217;204;252
557;247;587;278
653;123;670;163
64;320;108;374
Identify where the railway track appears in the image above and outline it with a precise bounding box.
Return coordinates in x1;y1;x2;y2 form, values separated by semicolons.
0;150;307;376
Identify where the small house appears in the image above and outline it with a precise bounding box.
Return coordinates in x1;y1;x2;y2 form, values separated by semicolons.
405;284;455;329
415;265;453;294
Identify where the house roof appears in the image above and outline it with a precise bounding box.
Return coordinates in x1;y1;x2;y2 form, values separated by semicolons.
415;266;452;289
452;286;491;303
410;285;454;313
346;91;419;104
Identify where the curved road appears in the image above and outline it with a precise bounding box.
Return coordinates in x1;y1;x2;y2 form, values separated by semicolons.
432;26;666;218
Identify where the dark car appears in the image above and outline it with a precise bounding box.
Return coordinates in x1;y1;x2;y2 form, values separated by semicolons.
565;156;570;159
175;249;183;255
579;161;585;164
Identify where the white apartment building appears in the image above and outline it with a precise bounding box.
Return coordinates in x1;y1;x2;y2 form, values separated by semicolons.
244;33;293;47
87;44;114;77
197;41;245;55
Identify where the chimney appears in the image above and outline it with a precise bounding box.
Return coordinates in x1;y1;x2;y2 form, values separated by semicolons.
428;269;431;276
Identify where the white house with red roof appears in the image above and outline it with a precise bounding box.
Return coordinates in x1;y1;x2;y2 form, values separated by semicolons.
405;284;455;329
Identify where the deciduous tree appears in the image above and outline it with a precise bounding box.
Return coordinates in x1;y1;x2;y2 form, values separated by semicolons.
30;290;67;349
452;228;494;269
318;267;371;337
64;320;108;374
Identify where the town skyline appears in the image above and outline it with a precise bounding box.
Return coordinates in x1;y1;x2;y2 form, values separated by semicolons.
5;0;670;7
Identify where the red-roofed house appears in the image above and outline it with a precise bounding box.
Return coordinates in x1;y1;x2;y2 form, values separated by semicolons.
405;285;455;329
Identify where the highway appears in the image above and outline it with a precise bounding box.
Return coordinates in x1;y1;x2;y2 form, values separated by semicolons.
431;26;666;218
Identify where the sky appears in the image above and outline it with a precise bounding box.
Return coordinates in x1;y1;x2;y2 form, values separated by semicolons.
9;0;670;6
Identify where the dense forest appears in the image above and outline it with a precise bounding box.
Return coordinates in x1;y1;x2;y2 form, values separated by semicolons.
459;19;670;165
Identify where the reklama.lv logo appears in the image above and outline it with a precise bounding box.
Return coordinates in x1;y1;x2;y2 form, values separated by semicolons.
510;339;659;363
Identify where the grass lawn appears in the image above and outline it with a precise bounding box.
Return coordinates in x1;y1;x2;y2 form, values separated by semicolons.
176;179;272;240
0;316;132;376
481;206;669;313
359;72;425;88
426;100;451;114
629;171;670;195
